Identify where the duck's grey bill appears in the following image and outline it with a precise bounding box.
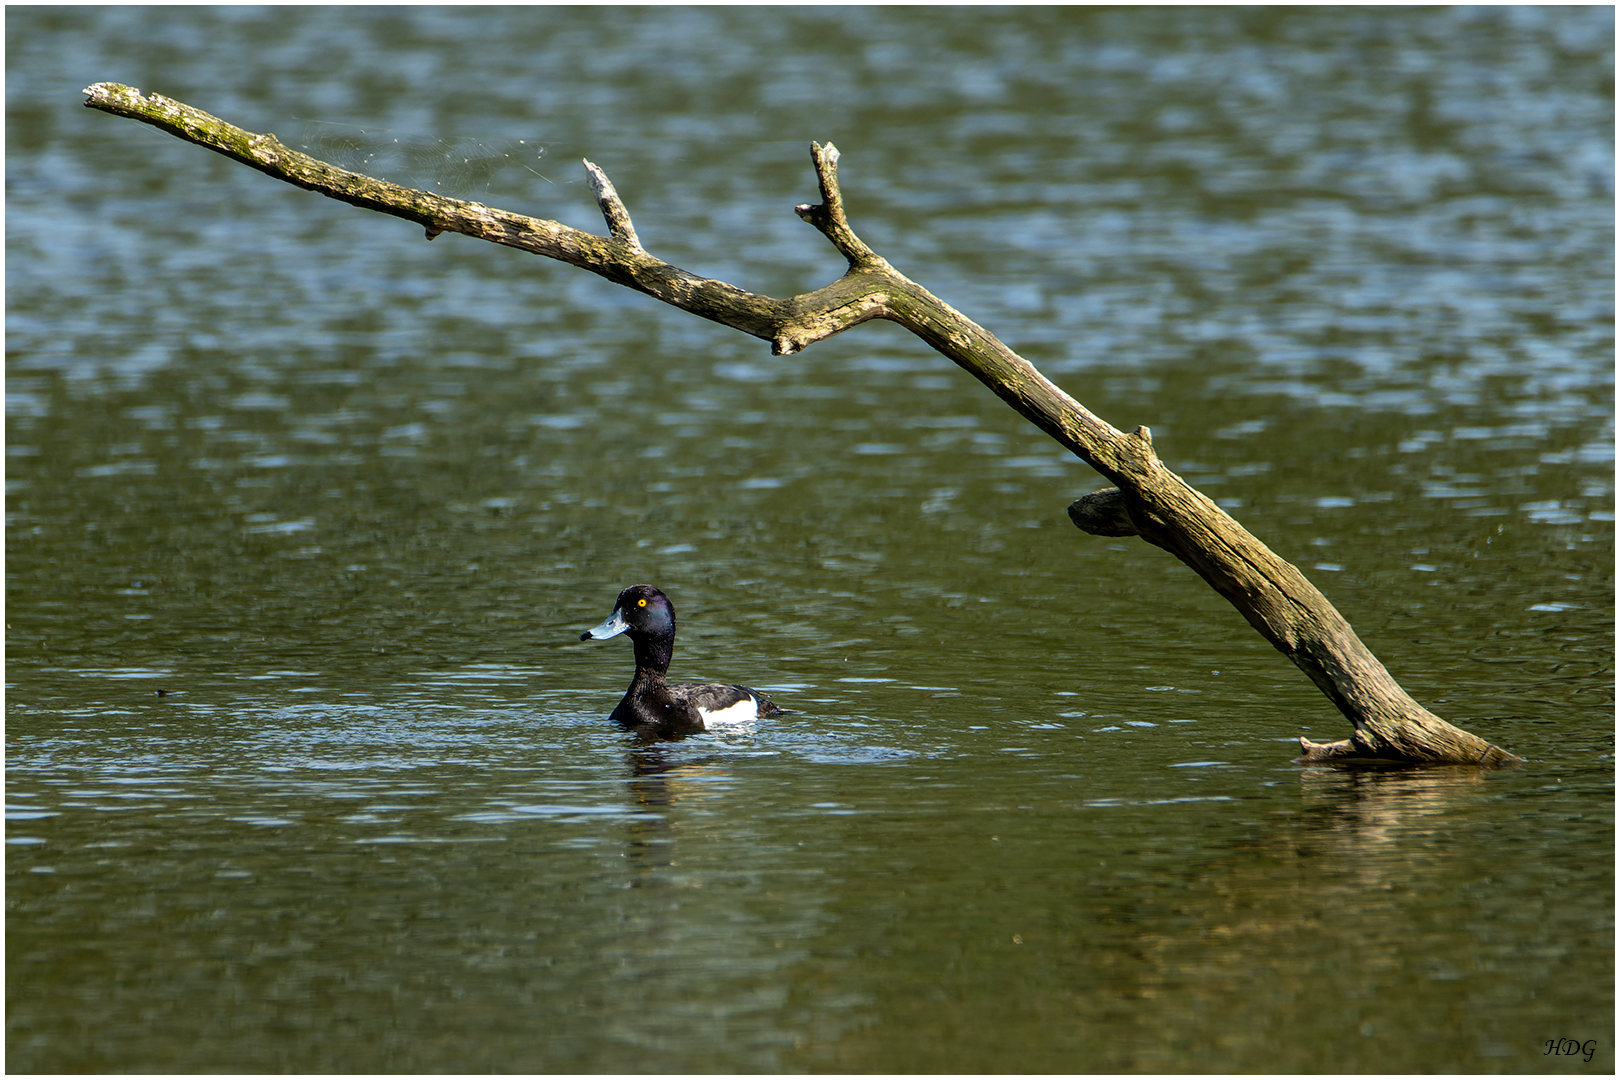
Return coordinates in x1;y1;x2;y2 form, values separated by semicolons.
580;608;630;641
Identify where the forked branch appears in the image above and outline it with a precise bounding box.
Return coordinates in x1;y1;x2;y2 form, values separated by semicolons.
82;82;1523;767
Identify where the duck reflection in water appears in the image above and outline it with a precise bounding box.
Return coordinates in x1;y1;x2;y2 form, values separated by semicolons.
621;744;731;879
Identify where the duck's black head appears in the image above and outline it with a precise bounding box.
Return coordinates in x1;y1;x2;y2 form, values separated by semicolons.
580;584;677;675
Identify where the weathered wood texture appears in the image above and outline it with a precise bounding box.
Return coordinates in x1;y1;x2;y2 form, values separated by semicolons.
82;82;1524;766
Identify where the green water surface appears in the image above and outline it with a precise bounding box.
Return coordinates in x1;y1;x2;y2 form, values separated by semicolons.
6;7;1612;1072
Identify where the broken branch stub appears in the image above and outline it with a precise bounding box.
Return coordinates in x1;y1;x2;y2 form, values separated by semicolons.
582;159;643;252
81;81;1523;767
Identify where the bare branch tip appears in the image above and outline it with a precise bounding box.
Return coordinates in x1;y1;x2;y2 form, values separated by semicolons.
83;82;135;108
810;142;841;169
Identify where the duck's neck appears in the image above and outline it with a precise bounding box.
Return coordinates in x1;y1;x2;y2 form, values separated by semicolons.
631;632;673;682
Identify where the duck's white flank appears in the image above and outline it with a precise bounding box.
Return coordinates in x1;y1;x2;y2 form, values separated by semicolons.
699;696;759;727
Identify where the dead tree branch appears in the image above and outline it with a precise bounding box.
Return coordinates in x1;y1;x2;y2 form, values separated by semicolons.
82;82;1523;767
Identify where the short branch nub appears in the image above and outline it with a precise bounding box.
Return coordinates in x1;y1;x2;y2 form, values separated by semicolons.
583;159;643;251
1068;488;1139;537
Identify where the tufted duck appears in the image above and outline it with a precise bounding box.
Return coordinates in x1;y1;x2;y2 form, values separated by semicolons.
579;584;789;739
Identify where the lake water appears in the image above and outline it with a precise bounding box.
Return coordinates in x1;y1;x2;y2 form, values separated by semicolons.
6;7;1613;1072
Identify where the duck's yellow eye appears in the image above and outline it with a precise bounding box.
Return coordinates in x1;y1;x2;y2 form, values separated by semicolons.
637;598;647;607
